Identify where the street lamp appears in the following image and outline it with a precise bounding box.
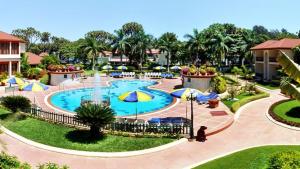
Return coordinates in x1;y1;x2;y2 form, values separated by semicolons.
185;89;198;139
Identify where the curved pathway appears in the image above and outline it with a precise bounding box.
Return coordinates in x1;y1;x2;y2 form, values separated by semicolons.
1;84;300;169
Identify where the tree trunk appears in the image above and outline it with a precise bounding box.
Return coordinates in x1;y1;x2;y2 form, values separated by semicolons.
167;51;170;72
92;53;95;71
90;125;100;138
120;54;123;65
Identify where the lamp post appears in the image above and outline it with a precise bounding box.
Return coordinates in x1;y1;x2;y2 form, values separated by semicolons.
185;89;197;139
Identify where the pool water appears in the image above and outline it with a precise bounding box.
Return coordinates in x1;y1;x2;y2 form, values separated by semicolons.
50;80;174;116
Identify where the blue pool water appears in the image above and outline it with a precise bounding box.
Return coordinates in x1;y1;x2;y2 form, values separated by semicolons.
50;80;174;116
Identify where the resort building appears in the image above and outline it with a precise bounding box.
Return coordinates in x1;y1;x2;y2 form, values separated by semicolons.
26;52;42;67
0;31;26;77
251;38;300;81
98;49;163;65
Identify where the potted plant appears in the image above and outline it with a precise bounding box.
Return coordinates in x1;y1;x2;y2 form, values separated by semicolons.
208;99;219;108
68;65;75;71
181;67;189;75
206;67;216;75
200;69;207;76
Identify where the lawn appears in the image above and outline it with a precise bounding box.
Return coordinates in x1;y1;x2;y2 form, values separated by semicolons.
194;145;300;169
0;110;174;152
256;81;279;90
273;99;300;124
222;92;250;108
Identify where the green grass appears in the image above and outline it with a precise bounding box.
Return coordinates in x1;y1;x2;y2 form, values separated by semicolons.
222;91;269;112
0;110;174;152
256;81;279;90
194;145;300;169
273;100;300;124
222;92;250;108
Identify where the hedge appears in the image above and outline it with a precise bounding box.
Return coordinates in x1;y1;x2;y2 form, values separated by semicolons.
231;90;270;112
268;99;300;127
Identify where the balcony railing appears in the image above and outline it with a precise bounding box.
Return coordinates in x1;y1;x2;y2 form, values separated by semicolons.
269;57;277;62
256;57;264;62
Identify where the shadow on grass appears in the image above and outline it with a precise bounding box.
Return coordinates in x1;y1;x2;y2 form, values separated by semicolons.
285;107;300;118
65;130;106;144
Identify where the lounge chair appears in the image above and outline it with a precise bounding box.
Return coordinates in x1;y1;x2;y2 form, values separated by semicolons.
196;92;218;104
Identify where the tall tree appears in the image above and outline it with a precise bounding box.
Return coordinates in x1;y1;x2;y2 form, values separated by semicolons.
184;29;206;63
112;30;130;64
12;27;41;50
80;38;107;70
157;32;178;72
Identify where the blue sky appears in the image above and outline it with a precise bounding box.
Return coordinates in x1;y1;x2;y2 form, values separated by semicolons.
1;0;299;41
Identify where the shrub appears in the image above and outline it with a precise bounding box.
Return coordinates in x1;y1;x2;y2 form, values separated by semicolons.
211;76;227;94
227;85;239;100
27;68;41;79
41;55;60;68
40;74;49;85
75;103;115;138
0;72;8;82
1;96;31;113
267;151;300;169
0;151;68;169
0;151;31;169
231;90;269;112
231;66;243;76
38;163;69;169
14;72;23;78
127;66;136;72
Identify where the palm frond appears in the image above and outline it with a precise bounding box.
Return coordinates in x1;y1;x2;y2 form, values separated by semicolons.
280;82;300;100
277;51;300;84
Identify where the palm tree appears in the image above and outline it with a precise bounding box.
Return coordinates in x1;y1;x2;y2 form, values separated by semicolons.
112;30;130;65
208;32;233;66
277;51;300;100
131;32;153;71
157;32;178;72
80;38;107;71
75;103;115;138
184;29;206;63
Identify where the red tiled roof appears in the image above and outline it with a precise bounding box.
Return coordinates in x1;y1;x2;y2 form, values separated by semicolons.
26;52;42;65
0;31;25;42
39;52;49;57
251;38;300;50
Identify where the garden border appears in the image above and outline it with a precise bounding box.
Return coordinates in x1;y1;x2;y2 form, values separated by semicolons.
267;99;300;130
0;126;187;157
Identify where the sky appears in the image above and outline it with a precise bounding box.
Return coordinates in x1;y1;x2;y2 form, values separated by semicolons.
1;0;300;41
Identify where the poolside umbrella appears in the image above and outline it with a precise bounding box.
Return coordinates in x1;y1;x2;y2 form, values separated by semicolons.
170;88;200;123
102;65;113;70
170;88;200;101
116;65;128;70
3;77;25;85
22;82;49;92
170;66;182;71
119;91;154;119
153;66;166;71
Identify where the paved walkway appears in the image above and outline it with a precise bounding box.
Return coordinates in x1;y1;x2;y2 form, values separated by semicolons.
1;79;299;169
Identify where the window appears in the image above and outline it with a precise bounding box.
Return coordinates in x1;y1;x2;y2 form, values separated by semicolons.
11;43;19;54
0;63;8;73
64;74;67;78
187;78;191;82
0;43;9;54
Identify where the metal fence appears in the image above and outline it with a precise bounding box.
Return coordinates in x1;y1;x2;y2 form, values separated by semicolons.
24;107;190;135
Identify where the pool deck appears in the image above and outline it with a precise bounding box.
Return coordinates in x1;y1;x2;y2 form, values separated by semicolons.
0;76;233;136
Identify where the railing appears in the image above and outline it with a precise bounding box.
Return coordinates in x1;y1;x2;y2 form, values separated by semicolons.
24;107;190;135
256;57;264;62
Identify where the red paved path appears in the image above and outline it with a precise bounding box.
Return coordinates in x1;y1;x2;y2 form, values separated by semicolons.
1;78;297;169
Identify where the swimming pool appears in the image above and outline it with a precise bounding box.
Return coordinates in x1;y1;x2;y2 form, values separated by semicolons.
50;80;174;116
